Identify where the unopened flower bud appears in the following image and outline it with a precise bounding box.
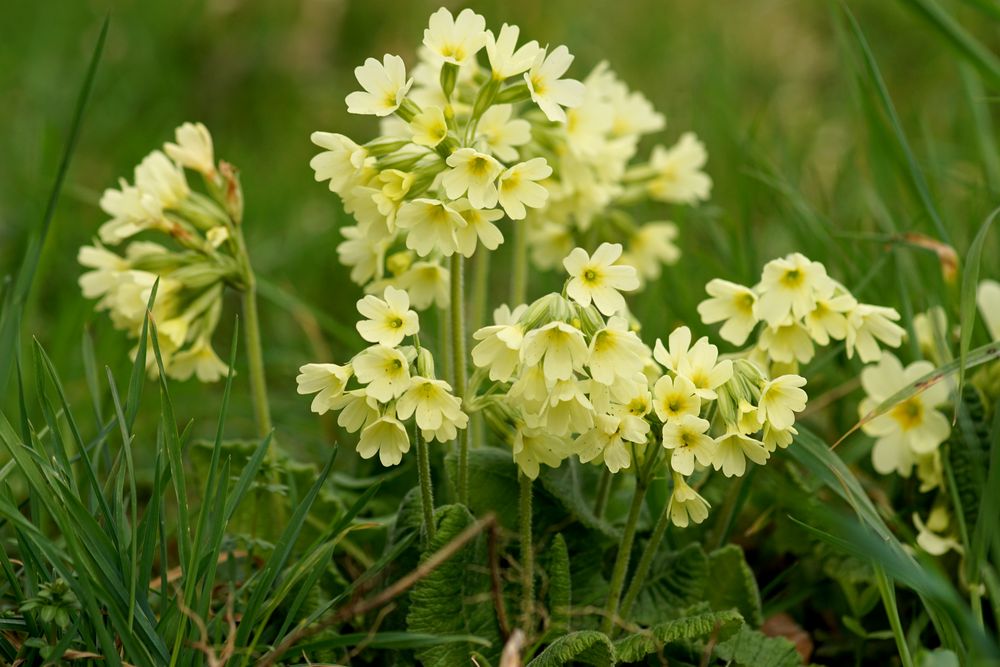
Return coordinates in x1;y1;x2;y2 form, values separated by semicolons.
219;161;244;225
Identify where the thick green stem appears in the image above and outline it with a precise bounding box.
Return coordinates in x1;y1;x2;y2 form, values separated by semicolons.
620;494;671;619
415;426;436;545
593;467;613;519
450;254;469;504
471;249;490;332
601;477;647;634
511;220;528;305
519;471;534;634
234;227;273;443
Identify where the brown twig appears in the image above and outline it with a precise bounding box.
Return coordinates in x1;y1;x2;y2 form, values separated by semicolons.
255;513;497;667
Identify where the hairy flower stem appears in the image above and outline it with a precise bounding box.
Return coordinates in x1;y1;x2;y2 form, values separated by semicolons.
450;253;470;505
619;495;671;619
414;426;436;546
601;477;647;635
519;471;534;635
234;227;273;444
602;449;661;635
472;249;490;332
511;220;528;305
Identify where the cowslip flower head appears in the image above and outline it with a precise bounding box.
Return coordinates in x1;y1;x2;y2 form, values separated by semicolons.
423;7;487;66
485;24;540;79
662;414;715;476
165;122;215;178
134;150;190;209
755;253;833;326
310;133;375;195
647;133;711;204
524;45;586;123
563;242;640;316
356;285;420;348
757;375;807;431
653;327;733;399
168;338;229;383
395;198;466;257
587;316;647;386
395;376;465;437
513;425;570;480
358;415;410;466
712;428;769;477
346;54;413;117
669;473;710;528
859;353;949;477
521;321;589;383
297;363;353;414
453;199;504;257
652;374;700;423
845;304;906;363
443;148;503;209
353;344;412;402
409;106;449;147
477;104;531;161
472;304;527;382
497;158;552;220
621;223;680;283
697;279;759;346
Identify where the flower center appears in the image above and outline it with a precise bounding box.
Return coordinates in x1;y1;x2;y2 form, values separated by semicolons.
891;398;924;430
781;269;804;289
583;268;599;284
389;317;403;330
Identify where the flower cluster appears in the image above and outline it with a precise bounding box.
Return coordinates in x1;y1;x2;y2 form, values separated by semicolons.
469;243;807;527
310;7;710;308
856;282;1000;557
697;252;906;374
297;286;467;466
79;123;245;381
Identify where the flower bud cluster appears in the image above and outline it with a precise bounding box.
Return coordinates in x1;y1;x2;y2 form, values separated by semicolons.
296;286;467;466
469;243;808;528
79;122;243;381
697;252;906;374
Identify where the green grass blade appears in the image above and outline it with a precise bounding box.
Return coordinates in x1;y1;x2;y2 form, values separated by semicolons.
0;15;109;402
901;0;1000;87
106;365;139;634
236;448;337;657
840;3;950;243
958;207;1000;398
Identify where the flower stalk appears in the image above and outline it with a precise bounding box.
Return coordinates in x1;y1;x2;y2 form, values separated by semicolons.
233;225;274;443
414;424;436;545
451;253;470;504
619;493;672;619
519;470;534;635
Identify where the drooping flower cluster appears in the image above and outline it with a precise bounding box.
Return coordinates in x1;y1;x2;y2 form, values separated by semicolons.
697;252;906;374
79;123;245;381
310;7;710;309
297;286;468;466
469;243;807;527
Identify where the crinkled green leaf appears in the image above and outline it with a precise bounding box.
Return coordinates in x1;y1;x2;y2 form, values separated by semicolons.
546;533;572;637
706;545;763;627
630;543;709;626
528;630;615;667
614;609;743;663
406;504;500;666
713;624;801;667
445;447;519;529
539;459;620;539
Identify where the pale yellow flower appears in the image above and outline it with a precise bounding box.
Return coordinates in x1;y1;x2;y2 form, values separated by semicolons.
358;415;410;466
668;473;710;528
356;286;420;348
396;198;466;257
697;279;758;346
422;7;487;66
524;45;585;123
563;242;639;316
497;158;551;220
297;362;353;414
164;122;215;177
647;133;711;204
353;344;411;402
662;414;715;475
652;374;700;423
346;54;413;117
409;106;449;147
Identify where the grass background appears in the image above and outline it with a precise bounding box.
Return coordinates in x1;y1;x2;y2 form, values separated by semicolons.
1;0;998;463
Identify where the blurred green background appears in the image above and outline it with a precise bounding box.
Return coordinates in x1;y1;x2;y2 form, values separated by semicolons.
1;0;998;461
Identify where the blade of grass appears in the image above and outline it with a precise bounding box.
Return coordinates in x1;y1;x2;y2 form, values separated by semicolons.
901;0;1000;87
958;207;1000;398
0;15;108;402
840;2;950;244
